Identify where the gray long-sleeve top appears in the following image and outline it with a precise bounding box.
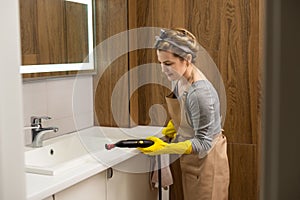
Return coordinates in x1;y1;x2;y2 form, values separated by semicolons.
175;80;222;155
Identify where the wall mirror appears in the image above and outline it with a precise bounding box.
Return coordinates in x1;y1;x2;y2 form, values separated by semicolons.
19;0;94;75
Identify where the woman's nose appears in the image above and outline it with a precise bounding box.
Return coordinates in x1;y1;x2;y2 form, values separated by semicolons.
161;64;168;72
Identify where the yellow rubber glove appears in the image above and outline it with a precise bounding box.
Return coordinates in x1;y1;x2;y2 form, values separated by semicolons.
138;136;192;156
162;120;177;140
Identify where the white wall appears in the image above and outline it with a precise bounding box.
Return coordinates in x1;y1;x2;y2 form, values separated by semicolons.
0;0;26;199
23;76;94;145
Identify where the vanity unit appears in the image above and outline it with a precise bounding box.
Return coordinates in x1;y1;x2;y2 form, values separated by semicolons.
25;126;164;200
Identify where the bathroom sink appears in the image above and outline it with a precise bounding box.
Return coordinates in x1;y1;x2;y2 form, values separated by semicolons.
24;126;158;176
25;133;112;176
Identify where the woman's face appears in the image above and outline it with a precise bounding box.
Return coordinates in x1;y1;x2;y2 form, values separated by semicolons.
157;50;187;81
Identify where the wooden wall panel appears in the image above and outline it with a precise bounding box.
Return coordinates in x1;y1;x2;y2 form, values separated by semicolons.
93;0;129;127
185;0;223;57
132;0;188;126
184;0;226;130
227;143;258;200
218;0;255;144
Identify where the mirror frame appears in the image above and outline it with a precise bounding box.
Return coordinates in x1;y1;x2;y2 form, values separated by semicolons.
20;0;94;74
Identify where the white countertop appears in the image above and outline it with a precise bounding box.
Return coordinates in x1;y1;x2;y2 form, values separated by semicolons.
26;125;163;200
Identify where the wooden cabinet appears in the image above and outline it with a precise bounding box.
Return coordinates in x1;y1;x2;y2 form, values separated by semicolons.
55;172;106;200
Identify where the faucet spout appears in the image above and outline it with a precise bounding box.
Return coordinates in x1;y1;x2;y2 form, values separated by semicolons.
31;127;59;148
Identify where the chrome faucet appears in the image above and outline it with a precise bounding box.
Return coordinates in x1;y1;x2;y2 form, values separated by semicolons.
29;116;59;147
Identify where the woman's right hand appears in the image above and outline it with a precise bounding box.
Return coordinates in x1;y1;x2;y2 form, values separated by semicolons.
162;120;177;141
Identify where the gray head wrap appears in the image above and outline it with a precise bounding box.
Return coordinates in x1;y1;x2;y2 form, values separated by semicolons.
154;29;196;59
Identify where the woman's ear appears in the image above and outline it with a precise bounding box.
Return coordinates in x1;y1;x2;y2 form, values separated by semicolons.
186;54;192;65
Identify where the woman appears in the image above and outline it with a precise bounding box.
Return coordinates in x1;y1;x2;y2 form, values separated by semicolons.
138;28;230;200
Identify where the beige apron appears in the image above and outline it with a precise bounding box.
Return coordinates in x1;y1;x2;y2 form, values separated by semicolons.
165;92;230;200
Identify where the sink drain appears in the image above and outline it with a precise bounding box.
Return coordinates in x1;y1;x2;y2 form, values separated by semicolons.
49;149;54;155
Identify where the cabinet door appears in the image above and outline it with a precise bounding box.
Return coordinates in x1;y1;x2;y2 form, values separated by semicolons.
55;172;106;200
106;169;157;200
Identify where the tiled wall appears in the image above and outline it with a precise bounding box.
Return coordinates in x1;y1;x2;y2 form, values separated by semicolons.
22;75;94;145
